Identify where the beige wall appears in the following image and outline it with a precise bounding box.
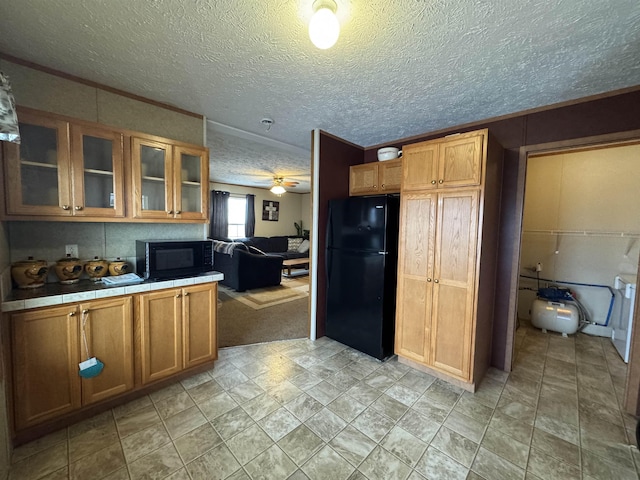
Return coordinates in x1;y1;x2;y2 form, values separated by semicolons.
211;183;310;238
518;144;640;324
0;60;204;145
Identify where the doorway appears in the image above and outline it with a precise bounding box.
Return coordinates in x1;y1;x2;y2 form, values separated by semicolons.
509;132;640;413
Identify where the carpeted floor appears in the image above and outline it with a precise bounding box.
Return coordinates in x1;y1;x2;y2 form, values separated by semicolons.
217;277;309;347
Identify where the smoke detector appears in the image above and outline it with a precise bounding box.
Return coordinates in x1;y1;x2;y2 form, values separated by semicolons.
261;118;274;131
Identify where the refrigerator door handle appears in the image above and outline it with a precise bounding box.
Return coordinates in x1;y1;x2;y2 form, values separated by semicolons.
378;251;387;255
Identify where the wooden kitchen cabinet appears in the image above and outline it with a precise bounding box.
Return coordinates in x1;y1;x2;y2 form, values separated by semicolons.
349;159;402;196
11;305;81;430
138;288;183;384
1;106;209;223
402;134;483;191
11;296;133;429
131;138;208;221
79;297;134;405
138;282;217;384
395;129;502;390
3;108;125;218
183;283;218;369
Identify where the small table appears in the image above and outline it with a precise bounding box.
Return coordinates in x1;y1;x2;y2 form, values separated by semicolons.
282;257;310;277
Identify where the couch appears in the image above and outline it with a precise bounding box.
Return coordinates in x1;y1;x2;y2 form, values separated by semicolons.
213;241;283;292
237;236;310;260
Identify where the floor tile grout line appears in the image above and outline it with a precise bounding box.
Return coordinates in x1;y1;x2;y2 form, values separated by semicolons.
519;324;546;479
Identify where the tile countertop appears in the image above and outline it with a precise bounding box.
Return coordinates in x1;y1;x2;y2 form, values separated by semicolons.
2;272;224;313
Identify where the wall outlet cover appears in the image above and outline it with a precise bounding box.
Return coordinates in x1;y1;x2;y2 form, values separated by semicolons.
65;244;79;258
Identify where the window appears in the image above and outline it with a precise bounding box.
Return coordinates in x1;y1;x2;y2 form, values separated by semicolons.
228;196;246;239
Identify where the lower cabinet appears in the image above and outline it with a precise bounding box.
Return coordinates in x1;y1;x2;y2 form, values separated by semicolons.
80;297;134;405
183;283;218;369
11;296;133;430
8;281;218;437
139;282;217;384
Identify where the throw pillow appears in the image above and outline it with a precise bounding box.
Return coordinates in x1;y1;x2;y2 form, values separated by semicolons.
297;239;310;253
287;237;303;252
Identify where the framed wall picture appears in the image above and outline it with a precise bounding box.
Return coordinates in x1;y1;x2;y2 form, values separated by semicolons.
262;200;279;221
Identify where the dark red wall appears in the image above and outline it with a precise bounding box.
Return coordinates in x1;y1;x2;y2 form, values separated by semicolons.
319;88;640;369
315;132;363;337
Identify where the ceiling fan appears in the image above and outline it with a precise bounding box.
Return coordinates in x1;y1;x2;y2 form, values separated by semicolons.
270;176;298;195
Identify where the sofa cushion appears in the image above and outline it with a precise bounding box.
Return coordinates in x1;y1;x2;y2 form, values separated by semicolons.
271;251;309;260
243;236;289;253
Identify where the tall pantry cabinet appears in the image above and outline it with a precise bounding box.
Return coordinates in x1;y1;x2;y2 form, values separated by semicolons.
394;129;503;391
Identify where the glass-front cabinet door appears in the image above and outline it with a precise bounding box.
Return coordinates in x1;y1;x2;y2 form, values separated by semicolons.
4;112;72;216
70;124;125;218
174;146;208;221
132;137;174;219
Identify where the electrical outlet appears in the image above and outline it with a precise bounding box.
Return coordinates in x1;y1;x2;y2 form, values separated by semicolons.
65;244;78;258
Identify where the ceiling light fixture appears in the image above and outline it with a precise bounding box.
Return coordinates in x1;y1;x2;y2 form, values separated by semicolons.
309;0;340;50
270;177;287;195
270;184;286;195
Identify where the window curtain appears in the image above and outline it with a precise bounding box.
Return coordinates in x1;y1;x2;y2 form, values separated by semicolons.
245;194;255;237
209;190;230;239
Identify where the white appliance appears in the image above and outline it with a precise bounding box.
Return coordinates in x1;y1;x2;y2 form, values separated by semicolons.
611;274;637;363
531;298;580;336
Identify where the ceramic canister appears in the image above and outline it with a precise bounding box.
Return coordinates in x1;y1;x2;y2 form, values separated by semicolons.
54;254;82;285
54;254;83;284
108;258;129;276
11;257;48;289
85;256;109;281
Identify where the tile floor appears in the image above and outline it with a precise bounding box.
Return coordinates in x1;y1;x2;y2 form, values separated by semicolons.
8;321;640;480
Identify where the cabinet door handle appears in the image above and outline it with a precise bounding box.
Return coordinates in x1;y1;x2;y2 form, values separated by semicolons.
184;292;189;296
434;279;439;283
175;210;181;214
75;206;83;211
381;184;385;189
62;205;70;210
438;179;444;184
176;294;181;298
431;180;436;185
82;309;89;314
167;210;174;215
69;311;76;316
427;278;432;282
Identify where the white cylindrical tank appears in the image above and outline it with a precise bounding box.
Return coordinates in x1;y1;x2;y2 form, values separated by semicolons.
531;298;580;335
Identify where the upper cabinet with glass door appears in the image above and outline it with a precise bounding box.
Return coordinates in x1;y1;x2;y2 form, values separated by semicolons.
1;107;207;223
70;124;124;218
132;137;208;221
174;146;208;221
3;109;124;218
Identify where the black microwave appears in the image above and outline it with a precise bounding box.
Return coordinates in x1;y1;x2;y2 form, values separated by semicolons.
136;239;213;280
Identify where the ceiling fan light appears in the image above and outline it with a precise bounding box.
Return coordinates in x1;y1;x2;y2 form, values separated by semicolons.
270;185;286;195
309;0;340;50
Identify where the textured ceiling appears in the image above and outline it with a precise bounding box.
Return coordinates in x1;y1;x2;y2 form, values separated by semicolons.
1;0;639;193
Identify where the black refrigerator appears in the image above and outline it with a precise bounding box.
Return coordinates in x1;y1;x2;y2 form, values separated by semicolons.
325;194;400;360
